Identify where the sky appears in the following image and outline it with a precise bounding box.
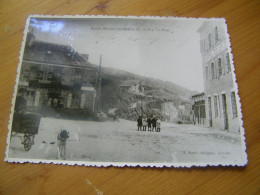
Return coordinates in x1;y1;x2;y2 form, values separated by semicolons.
29;17;205;92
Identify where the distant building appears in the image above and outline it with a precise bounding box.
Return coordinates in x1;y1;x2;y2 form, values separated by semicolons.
118;80;144;95
177;103;193;124
198;21;239;132
161;100;178;122
17;33;101;117
192;93;206;125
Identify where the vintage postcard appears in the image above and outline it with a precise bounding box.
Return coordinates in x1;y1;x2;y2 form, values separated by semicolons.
5;15;247;167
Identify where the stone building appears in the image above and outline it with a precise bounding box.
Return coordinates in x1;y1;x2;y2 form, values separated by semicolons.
197;21;240;132
17;33;101;118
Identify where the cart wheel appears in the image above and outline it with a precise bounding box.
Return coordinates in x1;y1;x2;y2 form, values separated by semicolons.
24;135;32;151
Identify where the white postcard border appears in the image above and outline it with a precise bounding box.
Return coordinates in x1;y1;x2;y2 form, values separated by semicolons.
5;15;247;168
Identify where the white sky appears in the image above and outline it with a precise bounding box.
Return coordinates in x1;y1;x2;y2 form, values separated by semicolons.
29;17;204;92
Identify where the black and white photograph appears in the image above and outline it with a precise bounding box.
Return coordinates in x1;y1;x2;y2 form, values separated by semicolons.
5;16;247;167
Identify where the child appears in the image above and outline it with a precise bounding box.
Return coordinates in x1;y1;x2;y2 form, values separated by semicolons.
156;117;161;132
142;116;148;131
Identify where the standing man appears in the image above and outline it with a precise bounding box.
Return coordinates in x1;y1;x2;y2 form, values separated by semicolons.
137;116;142;131
57;129;70;160
151;116;157;132
147;115;152;131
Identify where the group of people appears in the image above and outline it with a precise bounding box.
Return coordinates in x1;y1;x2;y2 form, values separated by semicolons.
137;116;161;132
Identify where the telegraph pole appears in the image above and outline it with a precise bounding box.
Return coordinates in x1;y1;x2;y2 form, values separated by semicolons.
96;55;102;113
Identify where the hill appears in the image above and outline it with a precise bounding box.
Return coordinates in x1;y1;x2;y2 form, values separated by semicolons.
99;66;197;123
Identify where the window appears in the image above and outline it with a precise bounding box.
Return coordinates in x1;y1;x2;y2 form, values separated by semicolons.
226;53;231;73
231;92;238;118
208;97;212;127
208;33;212;48
211;62;215;79
222;94;229;130
80;94;86;109
214;95;218;117
215;27;219;43
218;58;222;78
218;95;221;118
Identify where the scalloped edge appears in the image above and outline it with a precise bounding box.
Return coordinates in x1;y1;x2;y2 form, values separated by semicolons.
4;15;248;168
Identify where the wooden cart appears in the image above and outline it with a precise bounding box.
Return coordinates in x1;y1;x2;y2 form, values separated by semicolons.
11;112;41;151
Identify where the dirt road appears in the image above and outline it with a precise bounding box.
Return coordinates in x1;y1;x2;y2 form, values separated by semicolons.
8;117;245;164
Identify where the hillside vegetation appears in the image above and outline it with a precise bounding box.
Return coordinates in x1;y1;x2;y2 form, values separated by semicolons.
99;66;197;123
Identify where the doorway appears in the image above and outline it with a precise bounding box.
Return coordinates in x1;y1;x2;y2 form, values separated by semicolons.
208;97;212;127
222;94;229;130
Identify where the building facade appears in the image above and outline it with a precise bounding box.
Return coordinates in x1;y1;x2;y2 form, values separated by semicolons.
192;93;206;126
17;34;101;118
198;21;240;132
